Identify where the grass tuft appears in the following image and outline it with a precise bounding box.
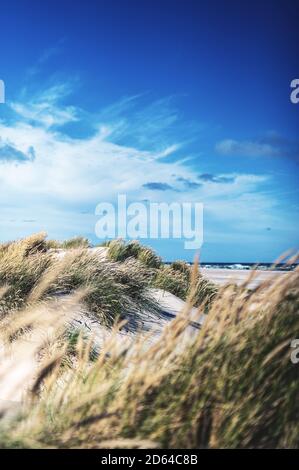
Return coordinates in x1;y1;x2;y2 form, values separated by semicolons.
107;239;162;268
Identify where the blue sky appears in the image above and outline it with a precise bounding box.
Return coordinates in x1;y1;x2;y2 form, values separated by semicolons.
0;0;298;261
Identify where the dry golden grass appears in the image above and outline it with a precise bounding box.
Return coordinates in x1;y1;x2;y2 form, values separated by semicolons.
0;235;298;448
0;233;161;328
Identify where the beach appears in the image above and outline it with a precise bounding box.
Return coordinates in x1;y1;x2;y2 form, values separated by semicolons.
200;268;289;289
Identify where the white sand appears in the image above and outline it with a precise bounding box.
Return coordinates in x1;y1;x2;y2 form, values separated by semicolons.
150;288;205;324
200;268;289;289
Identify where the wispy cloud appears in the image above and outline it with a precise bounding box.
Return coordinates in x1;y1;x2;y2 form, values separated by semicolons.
0;81;278;243
216;134;299;160
142;182;176;191
0;84;198;210
176;176;202;189
26;39;66;78
215;138;279;158
198;173;235;184
10;83;78;128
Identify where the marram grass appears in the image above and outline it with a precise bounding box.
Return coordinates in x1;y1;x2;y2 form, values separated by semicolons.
0;234;298;448
0;233;161;328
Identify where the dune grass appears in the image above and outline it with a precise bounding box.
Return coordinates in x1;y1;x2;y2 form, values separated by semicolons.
0;234;298;448
152;262;217;310
0;233;160;328
107;239;162;268
106;239;217;308
45;236;91;250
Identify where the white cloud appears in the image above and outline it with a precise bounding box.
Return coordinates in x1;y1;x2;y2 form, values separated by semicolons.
0;84;277;242
10;84;78;128
216;138;279;157
0;89;196;211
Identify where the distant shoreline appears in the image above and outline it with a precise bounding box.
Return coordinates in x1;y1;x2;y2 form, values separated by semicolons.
199;267;291;289
164;262;298;271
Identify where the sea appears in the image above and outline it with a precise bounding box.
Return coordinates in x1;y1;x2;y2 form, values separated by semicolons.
166;262;297;271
